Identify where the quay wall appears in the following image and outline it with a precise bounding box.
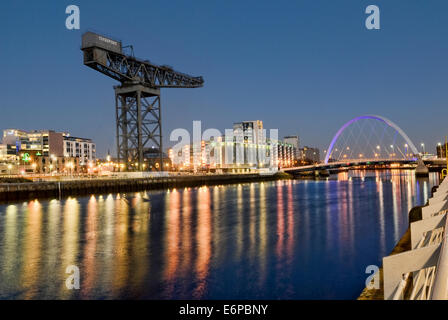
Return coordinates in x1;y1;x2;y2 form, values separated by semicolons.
0;173;291;202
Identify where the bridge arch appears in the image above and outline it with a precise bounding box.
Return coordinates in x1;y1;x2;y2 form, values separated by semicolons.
324;115;419;164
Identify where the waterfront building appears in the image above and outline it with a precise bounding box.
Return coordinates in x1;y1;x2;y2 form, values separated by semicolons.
168;120;296;172
3;129;64;157
284;135;300;160
276;141;294;168
63;134;96;165
0;144;18;162
1;129;96;173
300;146;320;163
142;148;171;171
169;144;192;171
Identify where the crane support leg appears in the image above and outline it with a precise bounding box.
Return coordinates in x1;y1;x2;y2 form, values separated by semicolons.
115;84;162;171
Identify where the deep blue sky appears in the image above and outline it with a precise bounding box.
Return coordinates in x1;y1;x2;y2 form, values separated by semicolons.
1;0;448;157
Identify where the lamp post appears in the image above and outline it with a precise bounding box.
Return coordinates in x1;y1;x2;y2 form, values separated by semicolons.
421;143;425;154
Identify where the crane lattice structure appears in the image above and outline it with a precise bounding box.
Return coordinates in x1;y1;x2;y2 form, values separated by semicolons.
81;32;204;171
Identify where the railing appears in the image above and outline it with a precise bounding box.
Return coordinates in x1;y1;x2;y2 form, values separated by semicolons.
431;215;448;299
384;176;448;300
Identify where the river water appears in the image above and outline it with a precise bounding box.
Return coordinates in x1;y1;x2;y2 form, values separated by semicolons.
0;170;439;299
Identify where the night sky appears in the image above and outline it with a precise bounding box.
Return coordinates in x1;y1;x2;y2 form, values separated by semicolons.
1;0;448;157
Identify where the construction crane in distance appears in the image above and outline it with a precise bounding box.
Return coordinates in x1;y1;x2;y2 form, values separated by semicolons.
81;32;204;171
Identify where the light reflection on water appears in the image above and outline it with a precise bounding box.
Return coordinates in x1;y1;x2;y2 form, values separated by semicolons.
0;170;439;299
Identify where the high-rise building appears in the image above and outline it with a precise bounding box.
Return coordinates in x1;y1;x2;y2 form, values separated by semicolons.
232;120;267;168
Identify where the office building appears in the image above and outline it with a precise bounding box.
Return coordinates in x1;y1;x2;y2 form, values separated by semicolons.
1;129;96;173
284;135;300;160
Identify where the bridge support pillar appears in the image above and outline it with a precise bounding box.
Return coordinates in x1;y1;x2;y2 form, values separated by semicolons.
416;156;429;177
314;169;330;178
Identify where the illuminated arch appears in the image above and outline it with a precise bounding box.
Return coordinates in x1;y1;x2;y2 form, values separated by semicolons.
324;115;418;164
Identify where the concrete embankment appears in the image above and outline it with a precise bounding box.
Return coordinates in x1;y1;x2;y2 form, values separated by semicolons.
0;172;292;202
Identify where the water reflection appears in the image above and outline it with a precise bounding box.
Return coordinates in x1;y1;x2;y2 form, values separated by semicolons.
0;170;439;299
22;200;42;299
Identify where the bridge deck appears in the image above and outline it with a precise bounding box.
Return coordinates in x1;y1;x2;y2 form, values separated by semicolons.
282;158;446;173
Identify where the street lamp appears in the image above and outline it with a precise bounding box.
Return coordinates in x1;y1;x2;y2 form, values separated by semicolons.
421;143;425;154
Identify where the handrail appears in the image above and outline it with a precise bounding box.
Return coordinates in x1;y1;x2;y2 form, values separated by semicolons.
431;215;448;299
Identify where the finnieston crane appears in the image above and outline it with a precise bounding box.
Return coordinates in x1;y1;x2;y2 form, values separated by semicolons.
81;32;204;171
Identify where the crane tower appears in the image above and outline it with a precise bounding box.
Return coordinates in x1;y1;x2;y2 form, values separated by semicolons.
81;32;204;171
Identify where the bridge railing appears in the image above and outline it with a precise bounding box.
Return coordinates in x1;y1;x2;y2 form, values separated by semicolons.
283;158;418;173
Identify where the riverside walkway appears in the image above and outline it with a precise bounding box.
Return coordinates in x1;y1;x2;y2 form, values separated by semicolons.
383;176;448;299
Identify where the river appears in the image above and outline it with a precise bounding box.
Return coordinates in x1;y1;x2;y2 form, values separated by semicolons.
0;170;439;299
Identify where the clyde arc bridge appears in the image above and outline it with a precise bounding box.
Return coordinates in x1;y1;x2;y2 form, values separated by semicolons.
284;115;442;174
